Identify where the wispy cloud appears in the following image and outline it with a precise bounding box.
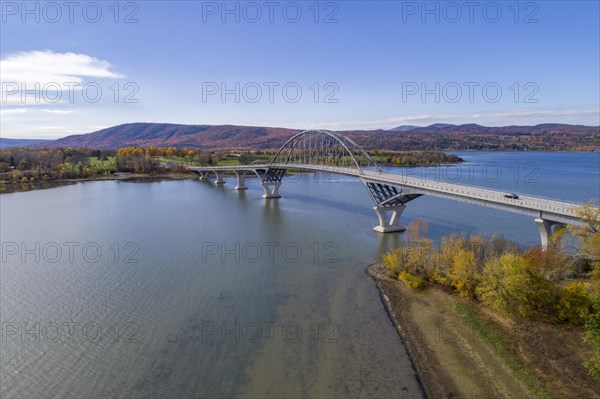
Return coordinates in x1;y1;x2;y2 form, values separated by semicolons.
0;108;28;115
41;109;75;115
273;108;600;130
0;108;74;115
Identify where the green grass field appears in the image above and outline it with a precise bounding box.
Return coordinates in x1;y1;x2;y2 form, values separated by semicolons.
88;157;117;170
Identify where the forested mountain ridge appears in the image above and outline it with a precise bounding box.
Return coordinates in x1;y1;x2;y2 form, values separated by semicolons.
28;122;600;151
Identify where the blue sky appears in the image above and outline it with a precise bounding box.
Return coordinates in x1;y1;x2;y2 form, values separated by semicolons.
1;1;599;138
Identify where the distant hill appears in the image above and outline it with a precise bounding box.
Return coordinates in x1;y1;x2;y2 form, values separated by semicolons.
389;123;455;131
427;123;456;129
388;123;596;134
42;123;298;151
349;123;599;151
37;122;599;152
0;138;52;149
389;125;419;132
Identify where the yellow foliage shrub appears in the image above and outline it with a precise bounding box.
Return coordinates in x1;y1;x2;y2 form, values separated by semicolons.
398;272;425;289
557;281;592;325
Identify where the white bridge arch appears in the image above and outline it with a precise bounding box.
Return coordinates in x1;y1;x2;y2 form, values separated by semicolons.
270;130;380;173
187;130;595;247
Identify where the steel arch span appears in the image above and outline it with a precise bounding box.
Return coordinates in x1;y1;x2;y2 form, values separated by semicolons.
187;129;594;244
270;130;380;174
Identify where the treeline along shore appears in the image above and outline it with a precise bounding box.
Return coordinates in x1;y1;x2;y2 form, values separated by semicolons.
0;147;462;192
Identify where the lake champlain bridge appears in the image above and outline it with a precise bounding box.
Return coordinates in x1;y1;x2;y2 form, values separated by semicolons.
188;130;595;248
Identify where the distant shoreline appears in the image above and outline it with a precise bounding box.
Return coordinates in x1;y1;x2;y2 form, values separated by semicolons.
0;158;466;194
0;173;194;194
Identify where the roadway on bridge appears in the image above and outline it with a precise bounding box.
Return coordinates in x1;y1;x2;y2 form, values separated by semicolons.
188;163;588;226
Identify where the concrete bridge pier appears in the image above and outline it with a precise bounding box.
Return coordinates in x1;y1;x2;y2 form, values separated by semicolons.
261;182;282;199
535;218;566;250
373;205;406;233
215;171;225;184
258;167;286;198
234;171;248;190
197;171;210;181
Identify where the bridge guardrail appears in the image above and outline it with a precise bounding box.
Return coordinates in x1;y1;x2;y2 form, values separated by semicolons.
188;163;590;220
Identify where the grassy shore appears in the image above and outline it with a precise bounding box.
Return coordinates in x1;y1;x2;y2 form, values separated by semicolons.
367;262;600;399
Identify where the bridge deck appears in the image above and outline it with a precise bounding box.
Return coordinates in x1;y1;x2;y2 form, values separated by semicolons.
188;164;592;225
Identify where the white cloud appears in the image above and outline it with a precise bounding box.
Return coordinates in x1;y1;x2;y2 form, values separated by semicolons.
1;50;124;105
1;50;124;86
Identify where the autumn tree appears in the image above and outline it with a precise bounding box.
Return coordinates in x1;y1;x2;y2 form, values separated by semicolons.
523;247;572;281
449;248;480;299
17;160;31;171
477;253;553;318
570;202;600;292
556;281;592;325
383;221;432;285
585;297;600;380
238;153;253;165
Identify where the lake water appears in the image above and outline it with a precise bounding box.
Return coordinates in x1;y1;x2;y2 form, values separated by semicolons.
1;152;598;398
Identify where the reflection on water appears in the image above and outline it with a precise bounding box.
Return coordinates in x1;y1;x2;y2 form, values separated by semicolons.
0;180;78;193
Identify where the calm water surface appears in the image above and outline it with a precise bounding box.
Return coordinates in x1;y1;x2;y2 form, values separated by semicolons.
1;152;598;398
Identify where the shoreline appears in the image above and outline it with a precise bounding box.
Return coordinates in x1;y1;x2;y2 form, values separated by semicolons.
0;169;350;194
366;262;600;399
0;173;197;194
366;262;460;398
